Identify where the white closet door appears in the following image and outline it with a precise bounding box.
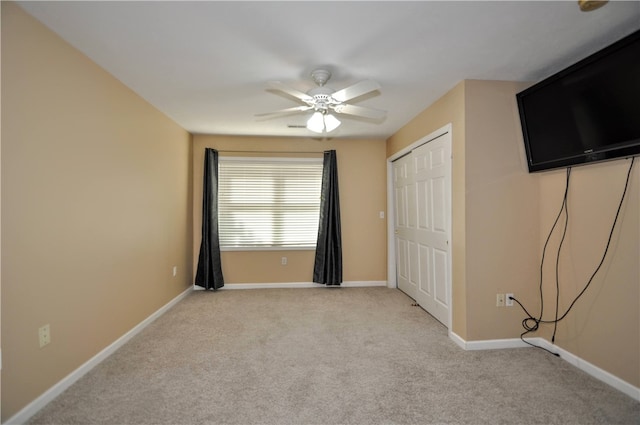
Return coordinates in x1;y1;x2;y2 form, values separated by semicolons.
411;134;451;327
393;132;451;327
393;153;417;299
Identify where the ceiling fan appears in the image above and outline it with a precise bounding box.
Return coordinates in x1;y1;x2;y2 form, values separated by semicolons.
257;69;386;134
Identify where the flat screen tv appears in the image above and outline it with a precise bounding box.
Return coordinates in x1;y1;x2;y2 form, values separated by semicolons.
516;29;640;172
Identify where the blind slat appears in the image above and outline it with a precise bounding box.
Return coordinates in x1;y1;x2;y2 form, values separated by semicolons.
218;158;323;249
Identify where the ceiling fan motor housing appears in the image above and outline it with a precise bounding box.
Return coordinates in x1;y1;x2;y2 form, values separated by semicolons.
308;86;336;113
311;69;331;86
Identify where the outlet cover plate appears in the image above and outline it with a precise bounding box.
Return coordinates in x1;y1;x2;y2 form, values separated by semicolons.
506;293;514;307
39;324;51;347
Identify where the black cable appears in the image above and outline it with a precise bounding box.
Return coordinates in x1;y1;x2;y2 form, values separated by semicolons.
515;167;571;356
550;156;635;323
510;167;571;356
512;156;635;356
552;167;571;343
531;167;571;334
512;296;560;356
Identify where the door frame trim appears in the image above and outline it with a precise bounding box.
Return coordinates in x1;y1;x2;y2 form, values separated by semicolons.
386;124;452;327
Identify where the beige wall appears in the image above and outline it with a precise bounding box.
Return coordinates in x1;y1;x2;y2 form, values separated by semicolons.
2;3;636;420
463;80;540;339
1;3;193;420
538;161;639;387
387;80;538;341
386;81;468;337
193;135;387;284
387;80;539;341
387;78;639;388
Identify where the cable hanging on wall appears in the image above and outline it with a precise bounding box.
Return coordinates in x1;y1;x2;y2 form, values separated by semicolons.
511;157;636;356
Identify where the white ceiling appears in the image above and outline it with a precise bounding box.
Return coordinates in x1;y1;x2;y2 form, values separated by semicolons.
17;1;640;140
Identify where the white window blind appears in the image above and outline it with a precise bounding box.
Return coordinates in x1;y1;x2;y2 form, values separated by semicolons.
218;157;323;250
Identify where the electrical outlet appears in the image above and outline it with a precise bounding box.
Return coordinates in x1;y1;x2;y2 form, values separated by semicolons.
172;266;177;277
506;293;514;307
39;324;51;348
281;256;287;265
496;293;505;307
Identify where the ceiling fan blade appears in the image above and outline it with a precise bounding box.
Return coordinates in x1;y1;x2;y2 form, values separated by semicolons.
333;104;386;120
268;81;313;103
331;80;381;103
255;105;313;117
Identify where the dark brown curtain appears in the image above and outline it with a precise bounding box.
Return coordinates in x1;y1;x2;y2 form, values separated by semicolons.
195;148;225;290
313;150;343;286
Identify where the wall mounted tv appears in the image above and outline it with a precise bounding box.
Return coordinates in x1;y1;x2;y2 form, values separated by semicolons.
516;29;640;172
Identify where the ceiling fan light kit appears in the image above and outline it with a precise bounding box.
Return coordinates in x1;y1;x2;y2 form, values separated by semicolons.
307;111;341;133
323;114;341;132
258;68;386;134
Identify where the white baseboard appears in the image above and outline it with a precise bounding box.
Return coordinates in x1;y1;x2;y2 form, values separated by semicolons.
448;332;640;402
203;281;388;290
342;280;387;287
535;338;640;402
449;332;531;350
5;287;193;425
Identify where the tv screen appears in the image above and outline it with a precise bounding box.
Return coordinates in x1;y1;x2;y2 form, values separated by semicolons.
516;29;640;172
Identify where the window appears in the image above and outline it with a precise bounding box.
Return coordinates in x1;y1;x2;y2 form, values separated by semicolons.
218;157;323;250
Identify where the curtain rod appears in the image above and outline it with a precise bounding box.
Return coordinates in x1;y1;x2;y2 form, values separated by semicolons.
216;150;325;154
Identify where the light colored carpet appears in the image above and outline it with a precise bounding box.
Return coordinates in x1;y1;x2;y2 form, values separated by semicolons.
28;287;639;424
